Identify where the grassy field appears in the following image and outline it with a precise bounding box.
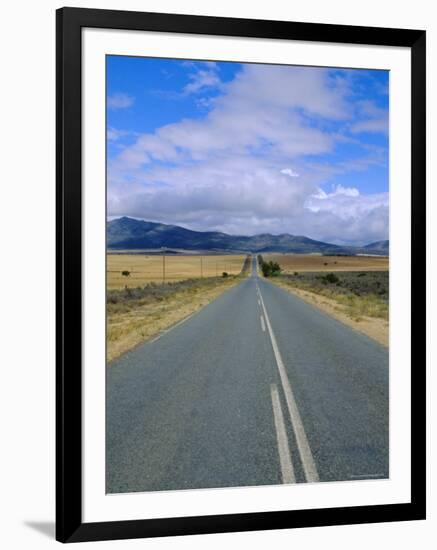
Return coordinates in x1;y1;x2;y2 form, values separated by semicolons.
107;254;247;289
107;256;250;361
264;253;388;273
277;271;388;318
267;269;389;346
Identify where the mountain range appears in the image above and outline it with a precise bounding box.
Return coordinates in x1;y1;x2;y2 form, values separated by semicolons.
107;217;389;256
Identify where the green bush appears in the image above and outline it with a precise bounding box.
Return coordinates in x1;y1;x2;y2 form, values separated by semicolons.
322;272;339;284
260;259;282;277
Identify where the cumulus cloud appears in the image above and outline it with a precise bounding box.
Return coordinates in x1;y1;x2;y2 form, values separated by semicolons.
281;168;300;177
302;186;388;244
183;64;221;94
350;118;388;134
107;93;134;110
107;64;388;244
110;65;343;170
309;184;360;203
107;127;131;141
350;100;388;134
226;64;350;120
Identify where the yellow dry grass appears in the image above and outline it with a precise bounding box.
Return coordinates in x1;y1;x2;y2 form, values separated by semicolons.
107;277;242;362
107;254;246;289
265;253;389;273
269;279;389;347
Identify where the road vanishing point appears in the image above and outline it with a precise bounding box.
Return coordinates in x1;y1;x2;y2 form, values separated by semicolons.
107;257;388;493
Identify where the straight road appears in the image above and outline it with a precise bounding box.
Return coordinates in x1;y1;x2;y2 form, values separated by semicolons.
107;257;388;493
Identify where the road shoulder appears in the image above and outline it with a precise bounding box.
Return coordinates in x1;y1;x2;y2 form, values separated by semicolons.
267;279;388;347
107;276;246;363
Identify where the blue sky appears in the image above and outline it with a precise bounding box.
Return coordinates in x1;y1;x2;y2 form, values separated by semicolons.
107;56;389;245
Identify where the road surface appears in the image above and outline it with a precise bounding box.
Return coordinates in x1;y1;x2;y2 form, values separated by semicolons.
107;257;388;493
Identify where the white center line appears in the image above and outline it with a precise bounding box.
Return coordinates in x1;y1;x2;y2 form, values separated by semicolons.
270;384;295;484
258;284;320;483
260;315;266;332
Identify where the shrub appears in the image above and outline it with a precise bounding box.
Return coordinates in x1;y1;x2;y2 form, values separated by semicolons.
260;259;282;277
222;272;229;278
269;261;281;276
121;270;130;277
322;272;339;284
261;262;268;277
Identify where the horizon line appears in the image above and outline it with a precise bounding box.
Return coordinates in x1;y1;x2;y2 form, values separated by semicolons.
107;216;389;247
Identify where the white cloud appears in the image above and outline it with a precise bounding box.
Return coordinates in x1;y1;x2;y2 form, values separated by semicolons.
107;93;134;110
303;186;388;243
107;65;388;244
226;64;350;120
281;168;299;177
195;97;216;110
350;118;388;134
108;151;388;245
349;100;388;134
110;65;343;169
184;68;221;94
107;127;130;141
309;184;360;203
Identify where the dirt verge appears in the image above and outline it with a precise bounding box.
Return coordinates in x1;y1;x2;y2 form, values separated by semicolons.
270;280;389;348
107;276;244;363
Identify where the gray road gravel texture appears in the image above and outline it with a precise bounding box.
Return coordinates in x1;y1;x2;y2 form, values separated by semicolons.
106;258;388;493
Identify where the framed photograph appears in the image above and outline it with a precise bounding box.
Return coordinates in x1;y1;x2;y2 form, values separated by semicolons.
56;7;426;543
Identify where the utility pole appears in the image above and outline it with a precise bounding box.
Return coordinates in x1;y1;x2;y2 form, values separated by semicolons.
162;248;166;283
200;256;203;278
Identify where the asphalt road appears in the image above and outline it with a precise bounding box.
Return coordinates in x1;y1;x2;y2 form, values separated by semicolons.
107;258;388;493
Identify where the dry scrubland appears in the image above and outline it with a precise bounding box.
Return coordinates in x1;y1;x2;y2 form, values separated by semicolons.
107;254;246;289
265;253;388;273
107;256;250;362
264;255;389;347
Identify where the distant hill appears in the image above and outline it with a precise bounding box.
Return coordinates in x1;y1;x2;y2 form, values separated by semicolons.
363;240;389;254
107;217;389;255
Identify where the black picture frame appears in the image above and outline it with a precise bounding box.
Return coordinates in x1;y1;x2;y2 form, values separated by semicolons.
56;7;426;543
